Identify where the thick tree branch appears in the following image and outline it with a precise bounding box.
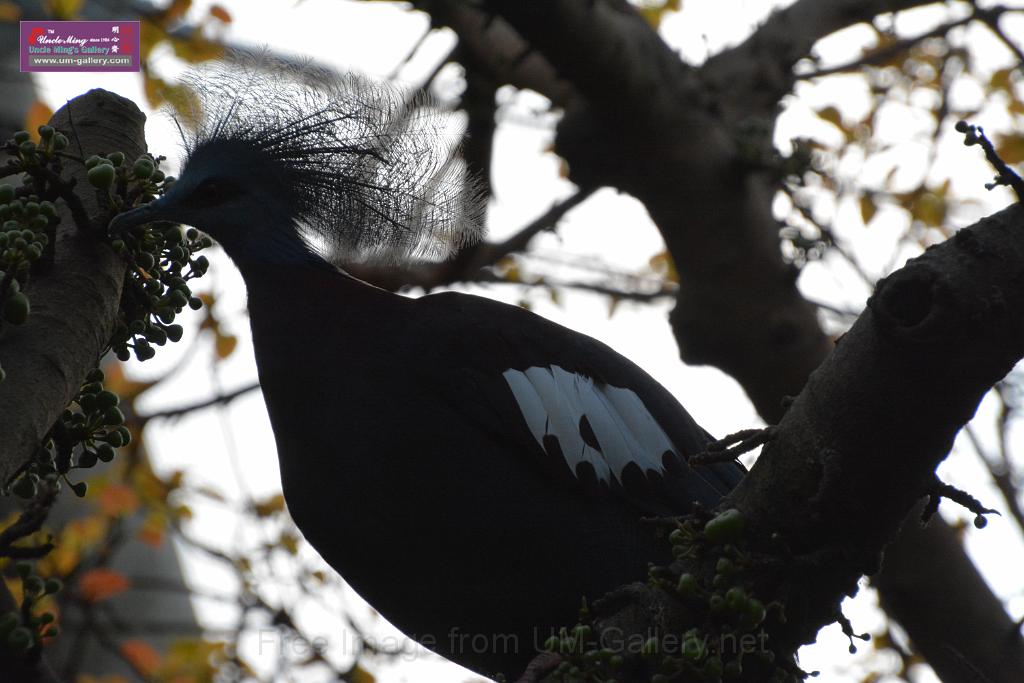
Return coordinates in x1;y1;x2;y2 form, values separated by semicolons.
579;203;1024;682
726;204;1024;654
0;91;145;485
703;0;943;114
419;0;576;108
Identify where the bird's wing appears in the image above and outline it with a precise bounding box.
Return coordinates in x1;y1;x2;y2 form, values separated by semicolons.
410;291;745;516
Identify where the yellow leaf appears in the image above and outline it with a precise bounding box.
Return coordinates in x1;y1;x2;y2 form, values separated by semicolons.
208;4;232;23
860;194;877;225
913;191;946;228
23;100;53;137
139;18;167;61
137;512;166;548
162;0;192;23
143;75;202;119
5;576;22;604
996;134;1024;165
280;532;299;555
43;0;83;19
648;251;679;283
215;332;237;359
350;664;376;683
98;484;140;518
79;568;130;603
636;0;682;29
102;360;157;403
120;639;161;676
0;1;22;20
558;158;570;179
815;105;843;128
990;68;1013;92
253;494;286;518
168;33;225;63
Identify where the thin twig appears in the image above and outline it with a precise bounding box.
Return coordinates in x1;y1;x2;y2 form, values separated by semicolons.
797;13;976;80
140;381;261;421
469;187;595;269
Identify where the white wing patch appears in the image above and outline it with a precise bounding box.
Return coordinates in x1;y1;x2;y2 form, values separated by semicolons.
502;366;677;485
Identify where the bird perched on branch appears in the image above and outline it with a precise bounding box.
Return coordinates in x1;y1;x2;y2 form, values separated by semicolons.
110;56;745;678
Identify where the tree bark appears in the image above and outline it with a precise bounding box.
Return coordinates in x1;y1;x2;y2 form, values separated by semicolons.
0;90;144;485
573;204;1024;683
0;90;146;682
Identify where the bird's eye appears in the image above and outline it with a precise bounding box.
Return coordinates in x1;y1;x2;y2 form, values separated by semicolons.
187;177;241;208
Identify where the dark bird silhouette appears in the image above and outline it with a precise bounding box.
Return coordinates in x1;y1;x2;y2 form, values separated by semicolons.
110;56;745;678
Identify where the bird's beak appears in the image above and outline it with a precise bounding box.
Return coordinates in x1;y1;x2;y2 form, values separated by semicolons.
108;198;168;234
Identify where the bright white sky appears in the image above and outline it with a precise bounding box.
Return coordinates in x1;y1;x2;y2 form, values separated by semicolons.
31;1;1024;681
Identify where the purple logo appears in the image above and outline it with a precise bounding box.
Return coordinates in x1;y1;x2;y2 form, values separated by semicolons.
20;21;141;73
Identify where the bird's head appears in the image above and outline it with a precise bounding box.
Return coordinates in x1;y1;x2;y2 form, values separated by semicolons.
111;138;309;263
110;54;483;268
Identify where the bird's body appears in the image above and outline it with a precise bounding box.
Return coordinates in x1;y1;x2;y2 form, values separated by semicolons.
110;57;745;678
243;262;739;675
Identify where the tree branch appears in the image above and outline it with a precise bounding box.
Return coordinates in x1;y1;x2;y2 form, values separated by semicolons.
0;91;145;485
581;203;1024;682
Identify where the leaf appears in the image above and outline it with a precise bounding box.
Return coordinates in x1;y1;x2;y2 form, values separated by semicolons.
253;494;286;518
120;639;161;676
350;664;376;683
860;194;877;225
143;74;201;119
102;360;157;404
280;532;299;555
0;1;22;21
168;33;225;64
165;638;228;675
637;0;682;29
989;67;1014;92
137;512;166;548
215;332;237;359
139;17;165;61
815;105;843;128
162;0;192;23
648;251;679;283
208;4;232;23
43;0;83;19
501;260;520;284
79;568;130;603
912;191;946;228
23;101;53;137
98;484;140;518
996;134;1024;165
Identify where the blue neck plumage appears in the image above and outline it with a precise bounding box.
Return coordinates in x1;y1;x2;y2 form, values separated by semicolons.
222;219;336;273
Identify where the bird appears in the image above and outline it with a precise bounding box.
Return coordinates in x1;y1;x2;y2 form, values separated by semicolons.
109;56;745;678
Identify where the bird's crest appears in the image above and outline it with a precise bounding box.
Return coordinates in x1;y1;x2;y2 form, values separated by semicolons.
172;53;484;263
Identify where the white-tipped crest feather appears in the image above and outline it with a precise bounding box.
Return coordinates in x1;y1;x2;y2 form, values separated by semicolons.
173;53;484;263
